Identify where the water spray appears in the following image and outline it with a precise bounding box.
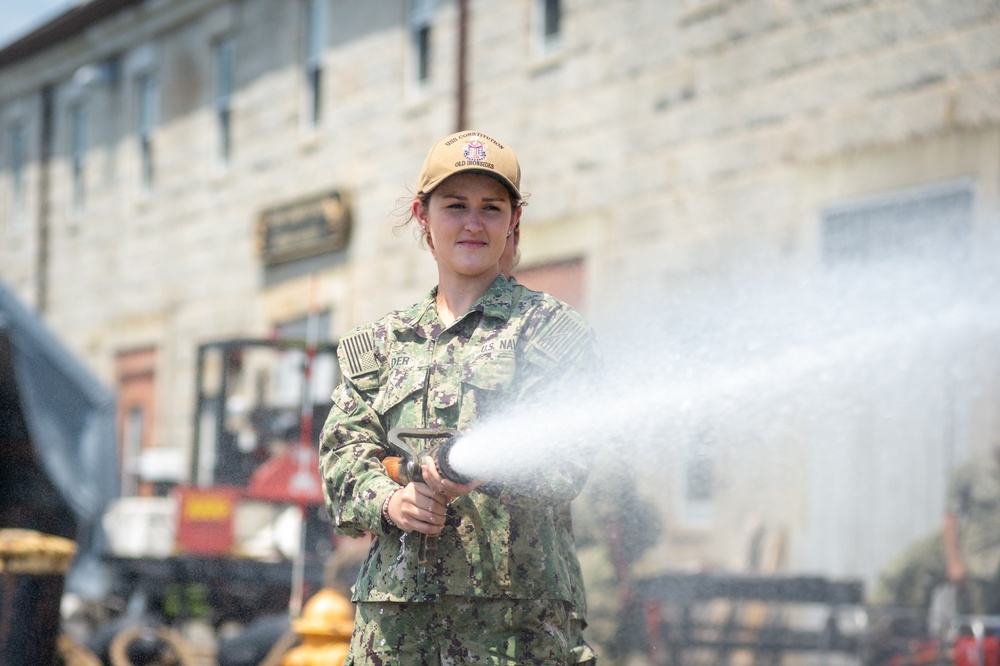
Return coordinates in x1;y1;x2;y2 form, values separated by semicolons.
376;242;1000;585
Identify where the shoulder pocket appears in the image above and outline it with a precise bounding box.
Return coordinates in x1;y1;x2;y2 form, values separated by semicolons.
340;328;379;379
348;371;380;394
524;311;592;371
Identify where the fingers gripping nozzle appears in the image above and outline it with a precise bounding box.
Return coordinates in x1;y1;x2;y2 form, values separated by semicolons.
385;428;470;485
383;427;469;565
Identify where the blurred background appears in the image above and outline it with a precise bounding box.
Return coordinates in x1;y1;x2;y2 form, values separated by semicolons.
2;1;1000;664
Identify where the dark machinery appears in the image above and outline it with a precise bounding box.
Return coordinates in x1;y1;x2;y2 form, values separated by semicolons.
103;338;341;627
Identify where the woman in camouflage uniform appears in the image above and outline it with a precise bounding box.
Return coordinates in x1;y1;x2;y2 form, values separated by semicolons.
320;130;600;665
943;437;1000;614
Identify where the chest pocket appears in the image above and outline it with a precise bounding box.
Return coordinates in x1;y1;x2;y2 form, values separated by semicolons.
449;352;517;419
372;364;428;418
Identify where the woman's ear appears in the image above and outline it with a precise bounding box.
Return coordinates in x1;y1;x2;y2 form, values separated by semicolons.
412;197;428;224
508;206;523;236
414;198;435;251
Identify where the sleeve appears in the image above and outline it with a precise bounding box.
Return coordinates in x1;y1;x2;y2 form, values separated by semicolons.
945;462;972;517
489;303;603;505
318;326;400;538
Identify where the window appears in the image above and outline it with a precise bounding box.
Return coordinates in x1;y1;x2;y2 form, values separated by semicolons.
536;0;561;52
7;122;26;228
680;428;716;525
122;405;144;496
69;103;87;215
136;73;158;192
116;347;158;495
303;0;325;127
409;0;433;85
821;179;973;266
213;37;235;168
513;258;586;313
274;310;337;410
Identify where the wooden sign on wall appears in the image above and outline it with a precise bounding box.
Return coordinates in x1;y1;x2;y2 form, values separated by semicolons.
257;190;351;266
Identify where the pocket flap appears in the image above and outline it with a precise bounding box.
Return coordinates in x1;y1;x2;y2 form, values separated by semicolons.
373;365;427;415
462;352;516;391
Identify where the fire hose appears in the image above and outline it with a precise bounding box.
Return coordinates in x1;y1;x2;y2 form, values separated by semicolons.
381;428;471;563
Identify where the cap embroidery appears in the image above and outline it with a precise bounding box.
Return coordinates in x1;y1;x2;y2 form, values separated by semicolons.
463;136;488;162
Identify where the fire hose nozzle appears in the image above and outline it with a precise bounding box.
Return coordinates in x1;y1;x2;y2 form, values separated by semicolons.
382;427;471;564
435;436;471;485
385;428;471;485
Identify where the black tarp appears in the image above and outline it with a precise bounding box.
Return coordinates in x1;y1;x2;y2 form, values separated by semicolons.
0;280;118;598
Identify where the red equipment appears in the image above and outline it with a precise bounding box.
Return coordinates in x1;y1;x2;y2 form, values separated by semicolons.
954;635;1000;666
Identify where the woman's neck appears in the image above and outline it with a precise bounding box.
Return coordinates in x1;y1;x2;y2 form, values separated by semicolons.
435;271;499;326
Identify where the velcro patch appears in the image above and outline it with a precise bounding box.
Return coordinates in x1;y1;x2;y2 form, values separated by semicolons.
528;312;589;364
341;329;379;377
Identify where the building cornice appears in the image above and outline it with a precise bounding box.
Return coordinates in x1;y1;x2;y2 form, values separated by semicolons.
0;0;143;69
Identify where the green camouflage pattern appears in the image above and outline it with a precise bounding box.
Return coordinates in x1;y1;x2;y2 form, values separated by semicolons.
347;596;584;665
572;463;660;660
870;530;946;608
319;276;599;608
873;454;1000;614
945;454;1000;582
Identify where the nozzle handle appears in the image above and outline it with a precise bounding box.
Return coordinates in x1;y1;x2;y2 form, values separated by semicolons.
388;428;459;457
386;427;462;484
383;428;463;565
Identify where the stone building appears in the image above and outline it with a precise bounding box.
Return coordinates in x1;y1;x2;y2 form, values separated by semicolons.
1;0;999;596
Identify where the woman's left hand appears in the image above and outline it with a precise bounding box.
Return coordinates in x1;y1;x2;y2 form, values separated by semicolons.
421;456;479;502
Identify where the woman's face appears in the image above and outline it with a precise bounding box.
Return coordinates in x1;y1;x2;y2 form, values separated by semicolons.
416;172;521;282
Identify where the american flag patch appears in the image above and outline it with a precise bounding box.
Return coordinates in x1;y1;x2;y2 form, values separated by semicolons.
534;313;588;362
341;329;378;377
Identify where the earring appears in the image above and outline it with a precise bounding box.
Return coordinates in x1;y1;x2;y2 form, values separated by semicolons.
506;230;512;238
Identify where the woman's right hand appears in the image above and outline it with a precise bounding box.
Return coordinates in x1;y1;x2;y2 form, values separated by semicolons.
421;455;480;502
386;482;449;535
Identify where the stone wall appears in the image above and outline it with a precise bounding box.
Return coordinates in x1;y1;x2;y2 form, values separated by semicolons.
1;0;998;586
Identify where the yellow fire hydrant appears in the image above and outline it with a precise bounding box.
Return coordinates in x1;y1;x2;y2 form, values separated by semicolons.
281;588;354;666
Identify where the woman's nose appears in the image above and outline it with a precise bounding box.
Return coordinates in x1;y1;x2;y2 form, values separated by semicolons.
463;212;486;230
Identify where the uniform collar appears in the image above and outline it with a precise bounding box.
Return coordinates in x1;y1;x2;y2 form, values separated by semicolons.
394;276;515;338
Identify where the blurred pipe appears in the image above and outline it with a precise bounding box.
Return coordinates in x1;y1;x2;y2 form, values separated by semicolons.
37;85;54;312
290;274;320;619
456;0;468;131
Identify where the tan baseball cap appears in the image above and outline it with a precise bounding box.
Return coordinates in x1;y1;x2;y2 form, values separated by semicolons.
416;130;521;199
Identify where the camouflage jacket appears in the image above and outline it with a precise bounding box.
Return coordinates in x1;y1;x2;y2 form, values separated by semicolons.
946;454;1000;579
319;276;599;603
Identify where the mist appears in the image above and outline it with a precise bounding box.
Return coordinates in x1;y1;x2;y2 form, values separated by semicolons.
450;237;1000;587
